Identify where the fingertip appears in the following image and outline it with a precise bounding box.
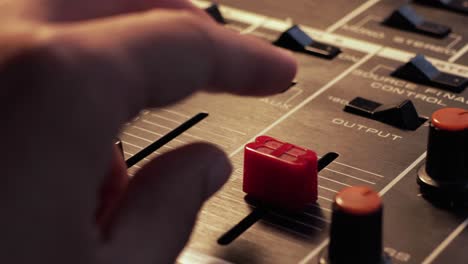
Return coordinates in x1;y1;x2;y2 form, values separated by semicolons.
263;46;298;93
275;47;298;80
204;27;298;96
163;142;232;199
135;0;212;20
205;146;232;198
98;143;232;263
241;44;298;96
96;146;129;232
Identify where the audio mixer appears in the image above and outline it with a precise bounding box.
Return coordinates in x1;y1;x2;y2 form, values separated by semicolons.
119;0;468;263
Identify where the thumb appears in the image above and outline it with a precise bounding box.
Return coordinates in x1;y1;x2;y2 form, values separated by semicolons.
98;143;232;264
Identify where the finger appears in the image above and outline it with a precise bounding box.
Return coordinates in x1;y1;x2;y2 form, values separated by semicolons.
129;0;211;18
15;0;209;22
96;146;129;231
98;143;232;264
43;9;297;120
135;0;196;9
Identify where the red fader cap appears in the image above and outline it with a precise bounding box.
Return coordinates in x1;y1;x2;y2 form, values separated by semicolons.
243;136;318;211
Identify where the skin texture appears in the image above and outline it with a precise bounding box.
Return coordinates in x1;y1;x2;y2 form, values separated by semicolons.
0;1;297;263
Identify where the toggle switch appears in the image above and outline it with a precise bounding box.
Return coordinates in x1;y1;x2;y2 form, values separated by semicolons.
205;3;226;24
243;135;318;211
344;97;426;130
414;0;468;15
383;5;451;38
274;25;341;59
392;54;467;93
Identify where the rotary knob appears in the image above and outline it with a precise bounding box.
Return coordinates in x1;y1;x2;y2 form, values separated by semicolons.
418;108;468;204
320;186;391;264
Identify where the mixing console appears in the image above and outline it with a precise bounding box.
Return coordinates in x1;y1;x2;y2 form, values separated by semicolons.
119;1;468;263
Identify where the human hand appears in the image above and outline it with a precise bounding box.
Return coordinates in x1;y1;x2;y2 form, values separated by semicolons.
0;1;297;263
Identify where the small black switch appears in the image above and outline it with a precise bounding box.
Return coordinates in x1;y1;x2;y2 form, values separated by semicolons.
344;97;382;119
373;100;422;131
205;3;226;24
344;97;426;130
273;25;341;59
414;0;468;15
383;5;451;38
392;54;467;93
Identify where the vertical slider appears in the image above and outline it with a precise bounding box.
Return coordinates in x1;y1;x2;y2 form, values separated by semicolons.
243;136;318;211
218;142;338;245
125;113;208;168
